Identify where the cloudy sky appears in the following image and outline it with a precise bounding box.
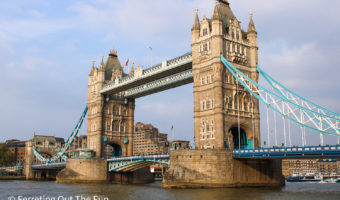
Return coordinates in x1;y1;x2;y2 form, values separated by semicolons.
0;0;339;146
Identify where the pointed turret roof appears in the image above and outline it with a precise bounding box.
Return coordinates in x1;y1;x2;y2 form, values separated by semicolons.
104;47;123;81
247;11;256;33
215;0;236;27
89;60;95;76
192;8;200;31
212;3;221;20
129;62;135;75
99;55;105;71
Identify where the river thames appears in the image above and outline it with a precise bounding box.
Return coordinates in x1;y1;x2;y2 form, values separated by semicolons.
1;181;340;200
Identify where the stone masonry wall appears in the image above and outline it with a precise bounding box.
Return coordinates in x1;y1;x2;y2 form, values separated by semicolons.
163;149;284;188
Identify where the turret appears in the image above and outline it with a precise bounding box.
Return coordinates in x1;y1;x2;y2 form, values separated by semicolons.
247;11;257;46
211;3;223;36
104;47;124;81
247;11;258;67
98;56;105;82
191;8;200;42
129;62;135;75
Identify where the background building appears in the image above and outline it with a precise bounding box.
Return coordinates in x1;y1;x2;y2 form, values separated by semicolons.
31;135;65;164
170;140;190;150
133;122;169;156
282;159;340;177
70;135;87;150
5;139;26;164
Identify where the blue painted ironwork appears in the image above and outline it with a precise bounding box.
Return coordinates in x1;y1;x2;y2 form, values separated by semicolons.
31;106;88;163
31;162;66;170
233;145;340;159
221;55;340;138
107;154;170;172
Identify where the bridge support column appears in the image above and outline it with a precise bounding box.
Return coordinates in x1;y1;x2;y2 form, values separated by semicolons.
24;141;33;180
163;149;284;188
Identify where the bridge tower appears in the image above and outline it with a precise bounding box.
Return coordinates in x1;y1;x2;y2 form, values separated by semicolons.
192;0;260;150
87;48;135;158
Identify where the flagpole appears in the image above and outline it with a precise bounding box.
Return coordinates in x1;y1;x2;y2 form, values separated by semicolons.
172;125;174;141
149;46;153;67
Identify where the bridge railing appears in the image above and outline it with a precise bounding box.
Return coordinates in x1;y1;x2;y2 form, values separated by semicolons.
233;145;340;158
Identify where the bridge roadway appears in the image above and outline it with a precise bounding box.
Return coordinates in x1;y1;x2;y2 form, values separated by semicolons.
13;145;340;171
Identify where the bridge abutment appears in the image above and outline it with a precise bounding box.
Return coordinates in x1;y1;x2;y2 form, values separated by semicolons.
163;149;284;188
109;167;154;184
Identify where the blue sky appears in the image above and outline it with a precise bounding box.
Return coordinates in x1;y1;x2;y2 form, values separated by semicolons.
0;0;339;146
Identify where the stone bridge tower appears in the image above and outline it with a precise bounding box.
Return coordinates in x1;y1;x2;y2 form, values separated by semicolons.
87;48;135;158
192;0;260;150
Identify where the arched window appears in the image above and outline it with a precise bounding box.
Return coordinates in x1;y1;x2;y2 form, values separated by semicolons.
232;29;235;39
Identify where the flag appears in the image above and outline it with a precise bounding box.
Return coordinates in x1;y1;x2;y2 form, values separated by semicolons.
171;125;173;131
149;46;152;51
125;59;129;66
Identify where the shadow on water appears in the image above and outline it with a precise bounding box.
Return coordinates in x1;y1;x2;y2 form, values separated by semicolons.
1;180;340;200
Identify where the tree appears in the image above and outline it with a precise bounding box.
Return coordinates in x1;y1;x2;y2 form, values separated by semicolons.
0;143;14;167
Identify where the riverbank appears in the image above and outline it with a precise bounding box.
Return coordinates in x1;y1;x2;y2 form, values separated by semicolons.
0;176;25;180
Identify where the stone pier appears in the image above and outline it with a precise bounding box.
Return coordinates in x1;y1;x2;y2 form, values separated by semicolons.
163;149;285;188
56;158;108;183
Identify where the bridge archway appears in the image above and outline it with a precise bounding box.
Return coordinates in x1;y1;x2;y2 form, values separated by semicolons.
229;127;250;150
104;143;122;159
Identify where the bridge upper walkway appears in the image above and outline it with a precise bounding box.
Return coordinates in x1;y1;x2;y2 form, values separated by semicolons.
100;52;192;98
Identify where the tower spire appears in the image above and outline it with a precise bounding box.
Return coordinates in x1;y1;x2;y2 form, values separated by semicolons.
89;60;95;75
192;8;200;31
212;2;221;20
247;11;256;33
99;55;105;71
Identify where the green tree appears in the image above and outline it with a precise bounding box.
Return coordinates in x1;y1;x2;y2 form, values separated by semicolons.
0;143;15;167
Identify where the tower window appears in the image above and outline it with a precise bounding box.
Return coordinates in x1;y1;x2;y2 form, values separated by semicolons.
203;43;208;51
203;28;208;36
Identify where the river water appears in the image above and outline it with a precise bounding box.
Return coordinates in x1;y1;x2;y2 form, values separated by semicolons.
0;180;339;200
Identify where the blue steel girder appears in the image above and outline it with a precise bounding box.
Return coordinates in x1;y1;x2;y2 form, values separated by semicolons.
101;52;192;95
233;145;340;159
31;162;66;170
221;55;340;138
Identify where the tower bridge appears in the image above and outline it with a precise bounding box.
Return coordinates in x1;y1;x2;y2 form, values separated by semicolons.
18;0;340;187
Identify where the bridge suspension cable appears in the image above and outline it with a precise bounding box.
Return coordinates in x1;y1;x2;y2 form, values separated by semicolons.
221;55;340;144
32;106;88;163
